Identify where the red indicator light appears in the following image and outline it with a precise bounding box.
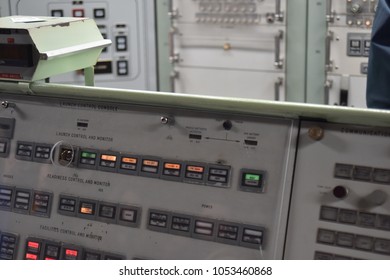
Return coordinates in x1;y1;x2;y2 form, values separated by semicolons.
28;241;40;249
45;257;55;260
0;73;22;80
7;38;15;44
66;249;78;257
25;253;38;260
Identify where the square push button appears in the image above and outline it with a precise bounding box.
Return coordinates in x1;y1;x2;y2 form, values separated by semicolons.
58;195;78;216
78;199;97;220
72;9;85;18
184;163;206;184
239;169;266;193
117;205;141;228
147;209;170;233
97;202;117;224
118;155;139;175
161;161;183;181
94;8;106;19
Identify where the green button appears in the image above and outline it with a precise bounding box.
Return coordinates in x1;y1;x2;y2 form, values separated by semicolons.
245;174;260;181
81;152;96;159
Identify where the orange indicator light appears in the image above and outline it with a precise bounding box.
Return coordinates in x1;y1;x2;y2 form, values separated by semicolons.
143;160;159;167
81;207;93;214
101;155;117;162
187;166;204;173
122;157;137;164
164;163;181;170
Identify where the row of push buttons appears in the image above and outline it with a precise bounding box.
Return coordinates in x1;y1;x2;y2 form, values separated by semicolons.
317;228;390;256
334;163;390;184
0;231;18;260
25;237;123;260
58;194;141;228
320;206;390;232
51;8;106;19
15;141;266;193
63;144;232;188
148;209;265;249
0;186;52;218
15;141;231;188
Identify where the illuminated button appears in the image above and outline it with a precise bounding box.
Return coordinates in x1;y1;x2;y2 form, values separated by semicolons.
185;165;205;181
79;201;96;216
240;170;265;192
162;162;182;177
28;241;40;251
99;154;117;168
80;151;97;166
63;248;80;260
119;156;138;173
141;159;160;174
25;253;38;260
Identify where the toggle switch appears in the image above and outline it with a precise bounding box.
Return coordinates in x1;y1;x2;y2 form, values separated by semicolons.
358;190;388;209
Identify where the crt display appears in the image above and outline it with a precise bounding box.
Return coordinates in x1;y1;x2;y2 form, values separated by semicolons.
0;44;34;67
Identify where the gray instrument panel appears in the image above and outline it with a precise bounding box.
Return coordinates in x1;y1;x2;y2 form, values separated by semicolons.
0;93;297;260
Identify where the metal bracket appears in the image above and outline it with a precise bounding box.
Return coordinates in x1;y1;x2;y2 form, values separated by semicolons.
274;30;284;69
325;31;334;72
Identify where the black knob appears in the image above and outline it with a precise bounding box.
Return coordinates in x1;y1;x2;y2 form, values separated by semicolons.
333;185;348;199
223;120;233;131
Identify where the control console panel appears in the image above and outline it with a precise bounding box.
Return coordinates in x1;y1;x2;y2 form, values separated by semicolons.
0;91;297;259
